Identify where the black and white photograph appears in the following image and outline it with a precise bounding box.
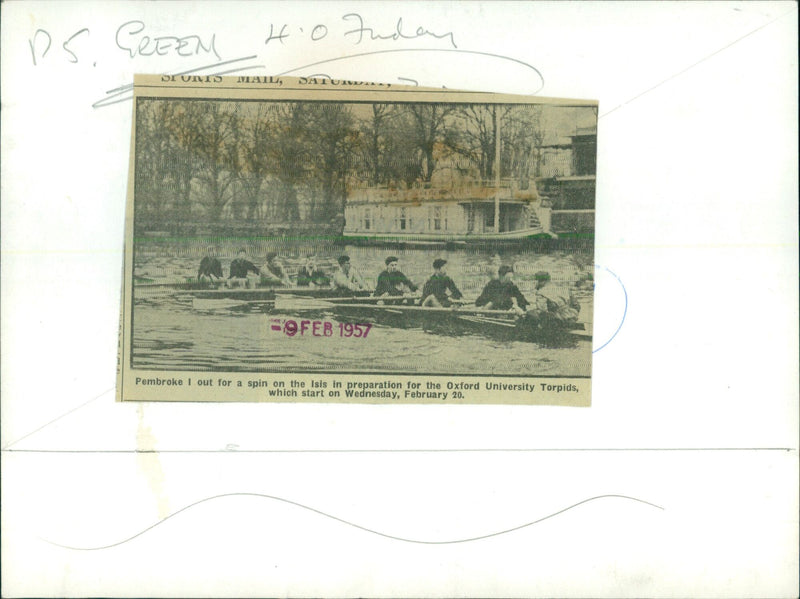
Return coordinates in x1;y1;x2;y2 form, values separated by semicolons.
120;76;596;403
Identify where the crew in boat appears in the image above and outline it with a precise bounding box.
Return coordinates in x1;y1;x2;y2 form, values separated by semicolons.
373;256;418;297
529;271;580;326
475;265;529;315
332;255;367;293
262;251;292;286
197;245;223;284
227;248;261;288
296;256;330;287
420;258;463;307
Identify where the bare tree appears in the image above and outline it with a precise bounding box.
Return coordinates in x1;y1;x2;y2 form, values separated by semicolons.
265;103;311;222
445;104;513;180
305;104;358;222
136;99;211;221
135;101;172;220
406;104;455;183
135;98;544;230
358;103;391;186
190;102;241;221
235;103;274;220
443;104;544;184
162;101;206;218
502;105;544;182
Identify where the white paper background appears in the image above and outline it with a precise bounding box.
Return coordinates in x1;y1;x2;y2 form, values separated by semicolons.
2;1;798;597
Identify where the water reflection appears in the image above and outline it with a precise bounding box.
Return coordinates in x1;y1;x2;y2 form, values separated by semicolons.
132;241;593;376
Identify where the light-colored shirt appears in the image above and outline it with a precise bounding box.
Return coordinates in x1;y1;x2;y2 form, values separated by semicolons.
333;266;366;290
534;283;580;322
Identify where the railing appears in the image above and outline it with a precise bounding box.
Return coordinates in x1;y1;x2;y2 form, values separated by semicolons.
348;179;538;204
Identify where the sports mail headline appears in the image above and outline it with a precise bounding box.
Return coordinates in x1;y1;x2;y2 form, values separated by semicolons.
118;75;595;406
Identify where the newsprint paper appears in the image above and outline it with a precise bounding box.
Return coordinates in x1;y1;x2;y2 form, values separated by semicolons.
118;74;597;405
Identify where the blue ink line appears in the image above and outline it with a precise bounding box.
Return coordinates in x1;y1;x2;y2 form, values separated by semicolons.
41;493;662;550
593;265;627;354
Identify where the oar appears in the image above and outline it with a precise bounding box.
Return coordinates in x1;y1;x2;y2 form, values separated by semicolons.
457;314;518;328
272;293;425;313
321;303;521;316
324;294;421;305
273;294;339;311
134;278;198;288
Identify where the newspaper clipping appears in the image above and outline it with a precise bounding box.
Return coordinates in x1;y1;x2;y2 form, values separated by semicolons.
118;75;597;405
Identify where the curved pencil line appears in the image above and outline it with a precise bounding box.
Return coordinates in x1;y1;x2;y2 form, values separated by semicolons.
93;47;544;109
92;55;261;108
1;386;115;450
599;7;796;119
42;493;661;551
593;265;628;354
276;48;545;94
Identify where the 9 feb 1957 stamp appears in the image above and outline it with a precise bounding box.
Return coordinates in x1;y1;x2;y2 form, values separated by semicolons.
118;74;597;405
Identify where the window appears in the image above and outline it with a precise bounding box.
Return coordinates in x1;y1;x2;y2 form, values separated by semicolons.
429;206;447;231
362;207;372;230
395;207;407;231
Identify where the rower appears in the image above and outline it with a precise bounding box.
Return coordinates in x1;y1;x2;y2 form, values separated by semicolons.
488;252;503;280
475;265;529;315
228;248;261;288
296;256;330;287
332;255;367;293
421;258;463;307
263;251;292;286
197;245;223;285
373;256;418;298
530;271;580;326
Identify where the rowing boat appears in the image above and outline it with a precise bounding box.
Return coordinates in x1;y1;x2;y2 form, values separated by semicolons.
134;281;590;344
134;281;372;311
183;287;370;311
267;295;589;344
323;300;589;345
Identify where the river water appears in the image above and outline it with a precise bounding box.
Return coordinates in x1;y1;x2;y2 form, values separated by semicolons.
131;241;593;377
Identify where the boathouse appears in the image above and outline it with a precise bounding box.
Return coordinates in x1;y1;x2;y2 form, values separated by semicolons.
343;179;553;242
343;125;596;242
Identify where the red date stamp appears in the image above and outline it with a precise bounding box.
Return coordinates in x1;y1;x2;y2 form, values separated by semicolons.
270;319;372;338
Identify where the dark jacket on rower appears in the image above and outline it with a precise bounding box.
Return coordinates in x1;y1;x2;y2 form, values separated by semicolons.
198;257;223;279
422;274;462;306
229;258;260;279
296;266;329;287
374;270;418;296
475;279;529;310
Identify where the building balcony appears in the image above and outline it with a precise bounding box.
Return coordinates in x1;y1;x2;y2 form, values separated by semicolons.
347;179;539;206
